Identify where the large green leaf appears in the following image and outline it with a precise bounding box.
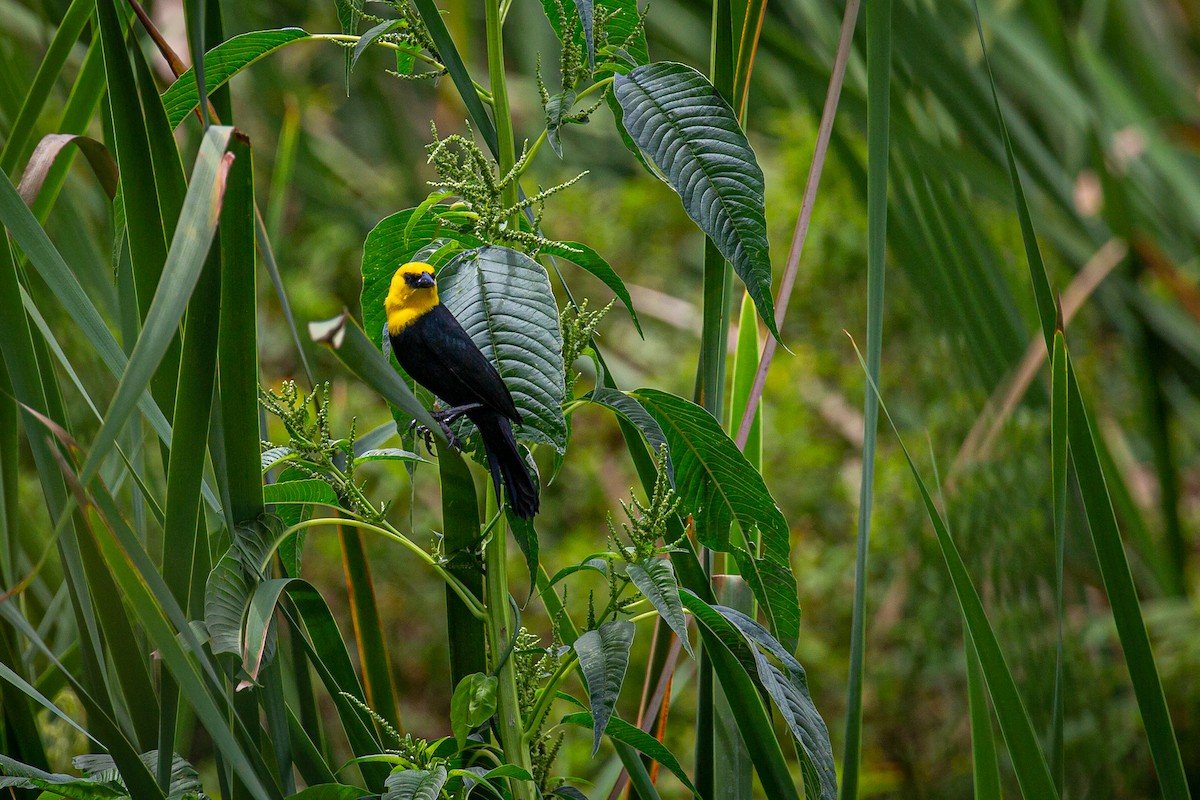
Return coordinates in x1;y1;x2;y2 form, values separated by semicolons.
162;29;312;129
584;388;669;476
574;620;635;755
439;246;567;452
614;62;777;339
631;388;797;649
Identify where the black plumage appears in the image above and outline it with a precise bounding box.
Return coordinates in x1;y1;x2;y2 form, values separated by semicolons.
390;301;539;519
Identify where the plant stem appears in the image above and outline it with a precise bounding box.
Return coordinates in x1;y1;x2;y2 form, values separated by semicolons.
278;517;486;618
484;0;518;224
485;513;536;800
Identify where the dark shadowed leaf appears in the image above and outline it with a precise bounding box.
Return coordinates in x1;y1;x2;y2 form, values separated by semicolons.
574;620;635;754
614;62;777;339
627;558;692;657
632;388;797;648
439;246;567;452
540;241;642;336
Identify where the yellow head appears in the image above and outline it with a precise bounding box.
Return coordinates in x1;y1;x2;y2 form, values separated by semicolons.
385;262;441;334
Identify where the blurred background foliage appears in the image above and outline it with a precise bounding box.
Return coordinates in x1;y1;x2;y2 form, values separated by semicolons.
3;0;1199;796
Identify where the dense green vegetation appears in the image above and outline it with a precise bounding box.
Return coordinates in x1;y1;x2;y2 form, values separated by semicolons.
1;0;1197;798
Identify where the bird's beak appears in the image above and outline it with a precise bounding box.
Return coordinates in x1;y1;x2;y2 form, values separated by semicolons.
414;271;436;288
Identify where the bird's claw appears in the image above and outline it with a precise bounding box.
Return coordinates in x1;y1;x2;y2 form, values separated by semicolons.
407;415;462;454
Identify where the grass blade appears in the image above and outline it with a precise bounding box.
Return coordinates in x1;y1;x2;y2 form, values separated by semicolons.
841;2;890;796
972;5;1192;793
78;126;236;484
851;339;1059;799
965;628;1001;800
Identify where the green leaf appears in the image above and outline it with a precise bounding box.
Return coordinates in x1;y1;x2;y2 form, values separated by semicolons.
614;62;777;339
715;605;837;800
540;0;647;68
384;765;447;800
263;479;340;507
626;558;692;657
678;592;801;800
162;29;311;129
78;126;236;485
631;388;797;649
540;241;643;336
561;712;698;796
439;246;567;452
450;673;498;748
354;448;423;464
204;552;249;658
584;388;669;475
353;19;402;70
574;619;635;755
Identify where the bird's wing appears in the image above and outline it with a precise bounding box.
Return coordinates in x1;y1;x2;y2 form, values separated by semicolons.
408;306;523;423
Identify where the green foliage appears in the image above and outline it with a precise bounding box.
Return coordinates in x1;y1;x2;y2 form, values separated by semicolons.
3;0;1194;798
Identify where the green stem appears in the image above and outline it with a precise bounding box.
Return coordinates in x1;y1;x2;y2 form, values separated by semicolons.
484;0;518;224
484;514;536;800
277;517;486;618
311;33;494;102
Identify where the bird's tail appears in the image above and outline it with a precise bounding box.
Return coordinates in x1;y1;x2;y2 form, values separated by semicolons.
474;413;540;519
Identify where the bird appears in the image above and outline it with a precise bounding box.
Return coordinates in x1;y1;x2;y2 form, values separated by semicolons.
385;260;540;519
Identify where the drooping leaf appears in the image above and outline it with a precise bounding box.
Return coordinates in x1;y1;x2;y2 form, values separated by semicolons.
438;246;567;452
715;605;837;800
450;673;498;748
383;765;447;800
353;19;403;70
584;388;670;480
162;29;312;129
204;553;248;658
540;241;642;336
626;558;692;657
562;712;698;796
632;388;797;649
614;62;777;339
574;620;635;755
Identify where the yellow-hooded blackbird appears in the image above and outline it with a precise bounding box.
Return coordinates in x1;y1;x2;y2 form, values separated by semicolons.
385;261;539;519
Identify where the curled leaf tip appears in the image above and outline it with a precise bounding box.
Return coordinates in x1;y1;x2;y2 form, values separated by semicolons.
308;311;349;348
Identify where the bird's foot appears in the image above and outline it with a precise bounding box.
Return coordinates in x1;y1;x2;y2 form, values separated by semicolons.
408;403;481;454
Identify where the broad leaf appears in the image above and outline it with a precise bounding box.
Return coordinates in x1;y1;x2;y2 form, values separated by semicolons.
627;558;692;657
614;62;778;339
562;712;698;796
163;29;312;129
632;388;797;649
384;766;447;800
439;246;567;452
263;479;340;507
574;620;635;755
